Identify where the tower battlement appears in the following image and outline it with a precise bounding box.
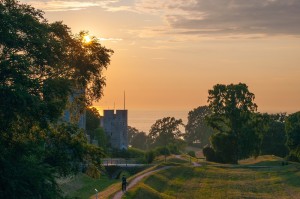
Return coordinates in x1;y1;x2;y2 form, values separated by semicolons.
101;110;128;149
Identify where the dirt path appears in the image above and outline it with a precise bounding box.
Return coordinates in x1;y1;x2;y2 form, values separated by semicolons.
175;155;202;167
112;166;172;199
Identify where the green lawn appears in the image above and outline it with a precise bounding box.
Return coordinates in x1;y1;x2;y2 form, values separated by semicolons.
124;156;300;199
59;173;118;199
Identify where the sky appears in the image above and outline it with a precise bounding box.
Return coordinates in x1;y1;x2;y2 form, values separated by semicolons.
21;0;300;114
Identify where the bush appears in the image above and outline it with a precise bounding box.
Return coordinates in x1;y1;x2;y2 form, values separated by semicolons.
203;146;217;162
155;146;170;156
85;164;100;179
111;148;145;159
167;144;180;155
187;150;196;158
145;150;155;163
211;132;237;164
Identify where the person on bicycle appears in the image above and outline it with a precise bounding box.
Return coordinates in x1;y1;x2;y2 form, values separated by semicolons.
122;175;127;192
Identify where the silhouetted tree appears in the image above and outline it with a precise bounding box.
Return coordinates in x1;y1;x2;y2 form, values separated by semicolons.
0;0;112;198
127;126;149;150
261;113;288;157
285;111;300;162
207;83;260;164
86;107;101;139
128;126;139;145
148;117;184;147
185;106;213;147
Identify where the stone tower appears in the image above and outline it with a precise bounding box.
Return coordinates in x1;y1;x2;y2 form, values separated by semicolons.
101;110;128;149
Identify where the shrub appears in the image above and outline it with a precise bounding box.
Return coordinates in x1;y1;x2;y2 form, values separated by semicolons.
85;164;100;179
187;150;196;158
145;150;155;163
111;148;145;159
203;146;217;162
211;132;237;164
155;146;170;156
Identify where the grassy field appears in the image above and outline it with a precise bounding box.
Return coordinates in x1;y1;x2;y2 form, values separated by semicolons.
59;173;119;199
124;156;300;199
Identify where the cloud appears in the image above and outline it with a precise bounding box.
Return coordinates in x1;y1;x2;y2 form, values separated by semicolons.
21;0;130;12
135;0;300;37
99;37;123;43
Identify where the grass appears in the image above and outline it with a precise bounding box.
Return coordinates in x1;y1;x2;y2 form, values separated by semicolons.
59;173;118;199
96;165;159;199
124;155;300;199
59;165;153;199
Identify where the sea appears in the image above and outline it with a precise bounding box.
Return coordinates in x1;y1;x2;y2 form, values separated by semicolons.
128;110;189;133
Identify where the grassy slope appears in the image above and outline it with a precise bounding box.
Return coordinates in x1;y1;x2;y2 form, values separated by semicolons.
124;156;300;199
60;173;118;199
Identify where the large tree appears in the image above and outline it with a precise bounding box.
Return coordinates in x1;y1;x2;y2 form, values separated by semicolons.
285;111;300;161
207;83;260;164
0;0;112;198
127;126;149;150
185;106;213;147
260;113;288;158
148;117;184;147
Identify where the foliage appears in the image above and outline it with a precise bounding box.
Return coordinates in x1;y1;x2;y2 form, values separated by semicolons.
85;164;101;179
148;117;184;147
210;132;236;163
207;83;260;163
155;146;171;156
127;126;149;150
185;106;214;147
0;0;112;198
127;126;139;145
187;150;196;158
111;148;146;159
93;127;109;152
285;111;300;162
86;107;101;139
145;150;155;163
203;146;217;162
260;113;288;158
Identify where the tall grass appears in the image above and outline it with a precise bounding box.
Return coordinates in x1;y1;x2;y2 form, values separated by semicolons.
124;156;300;199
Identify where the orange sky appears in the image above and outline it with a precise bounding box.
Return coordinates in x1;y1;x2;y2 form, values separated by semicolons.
22;0;300;113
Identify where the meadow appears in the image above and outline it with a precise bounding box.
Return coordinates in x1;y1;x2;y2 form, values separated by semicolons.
124;156;300;199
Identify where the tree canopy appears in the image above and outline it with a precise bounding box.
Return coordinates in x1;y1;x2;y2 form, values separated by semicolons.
285;111;300;161
0;0;112;198
148;117;184;147
86;107;101;138
185;106;213;147
206;83;261;163
127;126;149;150
260;113;288;158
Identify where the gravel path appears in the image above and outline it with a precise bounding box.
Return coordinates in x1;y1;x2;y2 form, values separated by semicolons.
112;166;172;199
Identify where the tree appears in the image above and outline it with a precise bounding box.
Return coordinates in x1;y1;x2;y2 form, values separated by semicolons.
207;83;259;164
0;0;112;198
148;117;184;147
127;126;139;145
94;127;109;152
185;106;214;147
127;126;149;150
260;113;288;157
131;132;149;150
285;111;300;161
86;107;101;139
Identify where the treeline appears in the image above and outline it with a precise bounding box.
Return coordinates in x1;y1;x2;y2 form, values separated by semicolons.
128;83;300;164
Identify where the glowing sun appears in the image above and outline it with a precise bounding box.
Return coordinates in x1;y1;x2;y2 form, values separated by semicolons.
83;35;91;43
